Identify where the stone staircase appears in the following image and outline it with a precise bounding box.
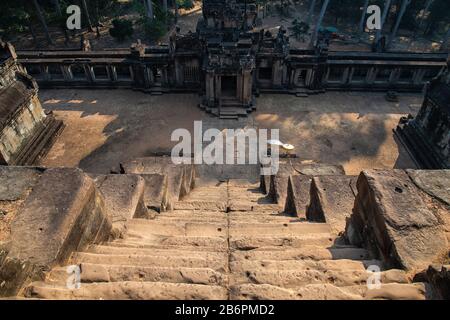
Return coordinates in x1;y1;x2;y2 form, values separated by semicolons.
21;177;429;300
199;97;256;119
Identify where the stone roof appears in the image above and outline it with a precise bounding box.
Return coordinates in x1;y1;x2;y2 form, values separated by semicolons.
0;75;35;130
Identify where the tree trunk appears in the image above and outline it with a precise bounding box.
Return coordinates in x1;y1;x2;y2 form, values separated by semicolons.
388;0;410;46
32;0;54;45
163;0;168;13
144;0;154;21
310;0;330;48
307;0;317;25
359;0;370;32
375;0;392;43
81;0;94;32
52;0;70;45
174;0;179;22
27;21;38;47
418;0;434;31
94;0;101;38
52;0;62;15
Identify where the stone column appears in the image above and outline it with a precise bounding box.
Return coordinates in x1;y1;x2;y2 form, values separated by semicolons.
272;60;283;87
85;64;95;82
110;66;118;81
62;65;73;81
242;70;253;104
214;75;221;104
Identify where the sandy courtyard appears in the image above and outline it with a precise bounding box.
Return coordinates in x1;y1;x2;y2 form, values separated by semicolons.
39;89;422;175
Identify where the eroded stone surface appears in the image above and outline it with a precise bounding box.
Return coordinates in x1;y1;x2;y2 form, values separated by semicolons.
306;175;357;234
268;160;345;206
0;168;112;296
347;169;449;271
406;170;450;206
122;157;190;209
94;174;147;236
284;175;313;217
0;166;45;201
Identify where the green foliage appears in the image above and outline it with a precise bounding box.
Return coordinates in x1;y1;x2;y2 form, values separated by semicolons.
177;0;195;10
289;19;309;40
143;18;166;41
109;18;134;42
0;1;29;39
426;0;450;35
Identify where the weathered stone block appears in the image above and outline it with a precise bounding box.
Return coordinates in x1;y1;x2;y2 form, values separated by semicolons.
406;170;450;206
0;168;112;296
284;175;313;217
140;174;169;212
122;157;190;209
0;166;45;201
347;169;448;271
306;175;357;234
268;160;345;206
94;174;147;237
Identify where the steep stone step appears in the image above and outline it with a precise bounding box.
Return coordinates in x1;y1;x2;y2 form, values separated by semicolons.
26;281;228;300
71;252;227;272
230;283;427;300
227;201;280;212
156;216;227;224
231;247;371;262
86;245;227;260
119;235;228;249
230;234;335;250
229;222;332;236
48;263;227;286
174;200;227;211
92;174;147;233
230;269;408;288
306;175;357;234
107;240;227;252
230;259;383;273
229;215;303;224
126;220;227;237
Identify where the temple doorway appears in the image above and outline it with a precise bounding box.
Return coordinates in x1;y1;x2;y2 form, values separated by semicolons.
221;76;237;97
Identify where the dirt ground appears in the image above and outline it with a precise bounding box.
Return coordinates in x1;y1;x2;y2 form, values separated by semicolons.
39;89;421;175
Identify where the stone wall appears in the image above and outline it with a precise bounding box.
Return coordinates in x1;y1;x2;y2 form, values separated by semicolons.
0;41;64;166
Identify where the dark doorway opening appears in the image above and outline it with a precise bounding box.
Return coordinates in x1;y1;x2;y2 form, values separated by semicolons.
221;76;237;97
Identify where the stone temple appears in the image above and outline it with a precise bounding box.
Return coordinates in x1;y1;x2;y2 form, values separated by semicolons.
396;58;450;169
0;1;449;300
0;40;63;166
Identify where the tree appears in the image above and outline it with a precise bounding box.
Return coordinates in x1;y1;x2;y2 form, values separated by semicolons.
441;27;450;51
359;0;370;32
310;0;330;47
308;0;317;25
144;0;154;20
32;0;54;45
52;0;70;44
418;0;434;31
109;18;134;42
375;0;392;43
81;0;94;32
425;0;450;36
174;0;179;22
290;19;310;40
388;0;411;47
